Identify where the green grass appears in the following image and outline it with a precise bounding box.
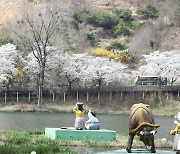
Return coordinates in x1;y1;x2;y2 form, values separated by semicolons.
0;131;172;150
0;131;77;154
0;130;173;154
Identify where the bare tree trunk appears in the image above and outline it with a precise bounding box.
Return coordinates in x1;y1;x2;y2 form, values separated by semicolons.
38;84;42;106
37;66;45;106
68;81;72;92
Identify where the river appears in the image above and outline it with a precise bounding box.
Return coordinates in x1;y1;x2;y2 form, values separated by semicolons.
0;112;175;139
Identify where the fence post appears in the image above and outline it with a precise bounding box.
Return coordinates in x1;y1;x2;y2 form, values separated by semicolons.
63;93;66;103
142;91;145;100
98;92;100;101
132;91;135;100
4;92;7;104
76;92;79;101
17;92;19;103
154;91;157;97
87;92;89;102
110;92;112;101
52;92;55;102
28;92;31;102
120;92;123;100
166;92;169;100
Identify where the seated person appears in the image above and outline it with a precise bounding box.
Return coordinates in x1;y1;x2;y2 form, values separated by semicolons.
73;102;86;130
85;109;100;130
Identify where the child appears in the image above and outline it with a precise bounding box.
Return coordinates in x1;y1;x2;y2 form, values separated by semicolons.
85;109;100;130
73;102;86;130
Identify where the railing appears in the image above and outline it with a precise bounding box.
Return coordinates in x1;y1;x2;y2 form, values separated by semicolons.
0;83;180;93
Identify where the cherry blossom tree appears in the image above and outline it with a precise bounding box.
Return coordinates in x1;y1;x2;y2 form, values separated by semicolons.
78;55;130;88
48;53;130;90
138;50;180;85
0;44;20;84
25;49;130;91
8;1;70;106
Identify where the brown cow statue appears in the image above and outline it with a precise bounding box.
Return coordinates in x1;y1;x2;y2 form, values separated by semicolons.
126;103;160;153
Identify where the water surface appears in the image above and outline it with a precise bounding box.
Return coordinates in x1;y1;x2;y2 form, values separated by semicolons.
0;112;175;139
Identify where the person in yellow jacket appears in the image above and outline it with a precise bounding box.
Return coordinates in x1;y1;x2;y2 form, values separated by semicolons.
73;102;86;130
170;112;180;135
170;112;180;151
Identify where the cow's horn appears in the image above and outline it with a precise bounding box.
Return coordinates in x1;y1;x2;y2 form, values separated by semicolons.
130;122;160;133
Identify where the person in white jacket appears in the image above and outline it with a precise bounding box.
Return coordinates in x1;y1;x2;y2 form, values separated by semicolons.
85;109;100;130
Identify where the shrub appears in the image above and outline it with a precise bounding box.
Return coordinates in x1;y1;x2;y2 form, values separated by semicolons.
87;11;119;29
106;41;126;51
112;21;132;37
71;20;80;30
174;5;180;26
136;4;159;19
72;9;90;23
90;48;120;60
87;32;99;46
0;38;14;47
131;21;148;30
119;52;134;63
112;8;132;21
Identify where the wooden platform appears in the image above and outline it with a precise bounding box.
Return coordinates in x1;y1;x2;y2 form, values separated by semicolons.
95;149;176;154
45;127;117;142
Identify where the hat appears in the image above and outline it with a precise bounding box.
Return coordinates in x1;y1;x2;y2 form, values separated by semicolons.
90;108;96;117
76;102;83;105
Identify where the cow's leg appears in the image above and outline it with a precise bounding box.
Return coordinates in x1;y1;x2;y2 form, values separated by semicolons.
126;133;135;153
151;137;156;153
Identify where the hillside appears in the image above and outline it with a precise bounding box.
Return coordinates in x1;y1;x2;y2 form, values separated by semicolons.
0;0;179;51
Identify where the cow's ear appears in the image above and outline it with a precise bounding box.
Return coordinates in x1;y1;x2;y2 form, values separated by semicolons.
150;130;157;135
140;131;144;135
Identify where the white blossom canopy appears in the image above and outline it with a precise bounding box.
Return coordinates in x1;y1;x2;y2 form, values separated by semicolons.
1;44;130;84
25;51;130;83
0;44;20;82
139;50;180;83
50;53;130;83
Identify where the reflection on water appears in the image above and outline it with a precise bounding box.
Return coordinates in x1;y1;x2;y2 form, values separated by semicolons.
0;112;175;139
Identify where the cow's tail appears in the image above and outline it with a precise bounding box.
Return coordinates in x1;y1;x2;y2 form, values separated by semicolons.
130;122;160;134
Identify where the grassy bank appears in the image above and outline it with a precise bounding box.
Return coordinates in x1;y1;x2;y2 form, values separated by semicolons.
0;100;179;117
0;130;77;154
0;130;173;154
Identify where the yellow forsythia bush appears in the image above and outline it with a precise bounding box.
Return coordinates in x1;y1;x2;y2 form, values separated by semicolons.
90;48;120;60
119;52;133;63
91;48;134;63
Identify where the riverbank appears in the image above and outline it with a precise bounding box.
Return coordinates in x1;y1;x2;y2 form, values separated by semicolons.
0;103;130;114
0;100;179;116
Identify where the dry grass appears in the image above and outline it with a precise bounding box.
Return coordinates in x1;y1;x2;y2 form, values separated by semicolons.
153;100;180;116
0;99;179;117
